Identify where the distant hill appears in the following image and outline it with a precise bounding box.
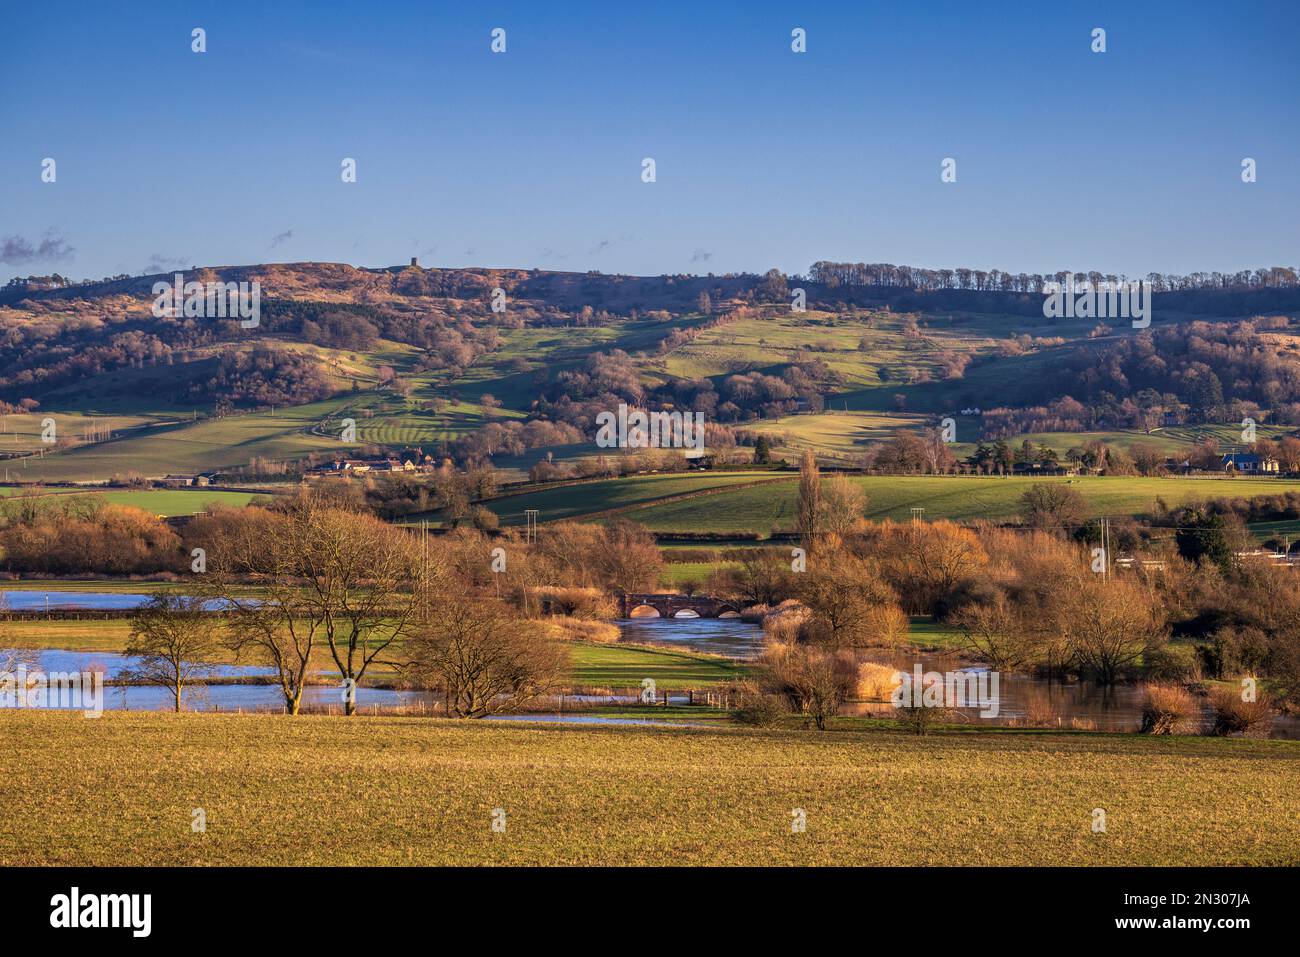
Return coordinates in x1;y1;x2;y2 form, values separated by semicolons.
1;259;1298;484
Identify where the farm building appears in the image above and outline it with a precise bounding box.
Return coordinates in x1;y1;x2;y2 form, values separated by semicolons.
1221;452;1280;474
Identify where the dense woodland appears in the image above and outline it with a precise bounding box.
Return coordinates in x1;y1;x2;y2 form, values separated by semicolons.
808;260;1300;293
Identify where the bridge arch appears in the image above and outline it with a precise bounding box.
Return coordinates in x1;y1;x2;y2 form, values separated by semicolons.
620;594;744;619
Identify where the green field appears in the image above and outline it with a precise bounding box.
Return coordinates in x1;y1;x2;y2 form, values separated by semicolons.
906;616;966;650
568;642;745;689
0;618;133;652
658;309;997;395
1247;519;1300;542
468;472;1300;534
2;711;1295;865
0;411;164;458
659;561;731;588
946;424;1297;461
442;471;780;526
10;391;506;483
744;410;931;462
627;474;1299;533
9;400;355;482
1;487;266;516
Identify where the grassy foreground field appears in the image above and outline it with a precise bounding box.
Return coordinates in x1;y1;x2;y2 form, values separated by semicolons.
2;712;1295;866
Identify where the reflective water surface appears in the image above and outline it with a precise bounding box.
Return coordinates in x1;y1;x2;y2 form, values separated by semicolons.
3;596;1296;737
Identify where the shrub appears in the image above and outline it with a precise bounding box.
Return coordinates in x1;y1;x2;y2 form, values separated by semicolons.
406;599;568;718
470;505;499;531
894;704;948;735
1143;645;1202;683
528;586;616;619
539;616;621;643
1140;683;1198;735
760;642;854;730
1020;687;1063;728
760;601;811;644
863;603;910;648
731;681;788;727
1208;685;1274;737
856;662;899;702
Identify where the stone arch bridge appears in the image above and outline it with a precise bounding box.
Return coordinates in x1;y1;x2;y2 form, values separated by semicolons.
618;594;742;619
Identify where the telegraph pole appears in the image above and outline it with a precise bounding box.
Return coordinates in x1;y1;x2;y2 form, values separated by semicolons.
1101;516;1111;582
419;520;430;623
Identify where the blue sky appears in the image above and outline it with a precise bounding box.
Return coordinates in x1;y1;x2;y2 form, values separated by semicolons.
1;0;1296;284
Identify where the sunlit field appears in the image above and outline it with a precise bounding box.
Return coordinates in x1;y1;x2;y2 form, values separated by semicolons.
3;711;1296;866
542;473;1295;533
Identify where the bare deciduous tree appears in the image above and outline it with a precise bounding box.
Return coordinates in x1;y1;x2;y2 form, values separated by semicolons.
406;598;567;717
296;501;425;715
1053;575;1166;684
949;592;1044;670
821;473;866;540
1019;484;1088;536
590;519;663;595
797;553;902;648
706;548;794;607
204;508;321;715
124;593;221;712
761;642;855;730
203;494;430;715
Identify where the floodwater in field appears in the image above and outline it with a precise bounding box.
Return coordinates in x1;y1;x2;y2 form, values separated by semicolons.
3;593;1298;737
5;649;421;713
0;590;244;611
1;590;157;610
615;619;1300;739
846;653;1150;732
840;650;1300;739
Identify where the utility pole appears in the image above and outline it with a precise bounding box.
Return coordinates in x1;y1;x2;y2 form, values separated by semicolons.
1100;516;1111;582
525;509;539;545
418;520;430;623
